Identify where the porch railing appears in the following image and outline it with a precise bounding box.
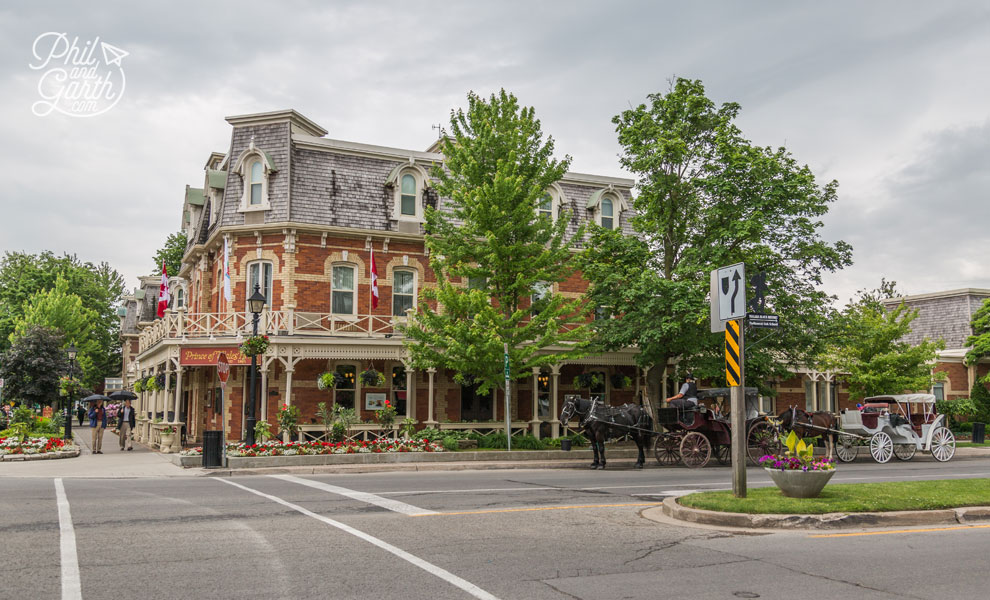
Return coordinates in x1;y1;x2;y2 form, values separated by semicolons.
139;309;403;352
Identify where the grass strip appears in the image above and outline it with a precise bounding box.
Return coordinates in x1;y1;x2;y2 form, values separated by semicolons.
957;441;990;448
678;479;990;514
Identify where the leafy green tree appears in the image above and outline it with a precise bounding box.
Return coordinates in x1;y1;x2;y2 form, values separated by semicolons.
581;78;852;396
152;231;187;277
965;297;990;419
0;326;67;408
0;251;125;382
825;283;945;400
402;90;590;398
11;274;101;385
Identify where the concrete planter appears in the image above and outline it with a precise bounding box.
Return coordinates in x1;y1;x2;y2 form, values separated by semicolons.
765;467;835;498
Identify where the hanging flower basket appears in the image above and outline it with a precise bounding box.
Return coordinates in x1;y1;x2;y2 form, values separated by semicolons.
59;376;81;398
240;335;270;357
133;379;144;393
360;368;386;387
146;377;159;392
609;374;632;389
317;372;337;390
573;373;602;390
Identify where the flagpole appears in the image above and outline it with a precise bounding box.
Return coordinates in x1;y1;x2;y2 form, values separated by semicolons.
368;245;373;338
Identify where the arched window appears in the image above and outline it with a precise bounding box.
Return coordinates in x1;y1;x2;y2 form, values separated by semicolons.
249;161;263;205
247;261;273;309
600;197;614;230
538;193;554;221
175;287;185;309
400;174;417;217
332;265;355;314
392;270;416;316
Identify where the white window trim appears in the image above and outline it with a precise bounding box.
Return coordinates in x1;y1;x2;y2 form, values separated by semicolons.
597;194;618;229
330;263;357;317
391;268;418;318
233;142;275;213
390;165;428;223
246;260;274;311
537;183;565;223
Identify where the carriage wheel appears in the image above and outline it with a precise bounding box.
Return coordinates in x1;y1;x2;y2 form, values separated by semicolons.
746;421;781;464
835;434;858;463
653;434;680;466
893;443;917;461
870;432;893;463
679;432;711;468
929;427;956;462
714;444;730;465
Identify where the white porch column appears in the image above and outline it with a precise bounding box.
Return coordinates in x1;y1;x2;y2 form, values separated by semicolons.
172;367;183;423
285;368;294;407
426;368;436;425
550;364;561;438
405;367;416;420
530;367;541;437
825;376;833;413
260;368;269;422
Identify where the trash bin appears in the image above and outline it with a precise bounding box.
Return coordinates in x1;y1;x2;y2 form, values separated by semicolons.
972;422;986;445
202;430;223;468
560;438;572;452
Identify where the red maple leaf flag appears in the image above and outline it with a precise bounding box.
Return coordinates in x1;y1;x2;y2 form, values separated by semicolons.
157;261;170;318
370;246;379;310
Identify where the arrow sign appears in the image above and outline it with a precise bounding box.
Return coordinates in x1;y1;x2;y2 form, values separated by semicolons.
717;263;746;321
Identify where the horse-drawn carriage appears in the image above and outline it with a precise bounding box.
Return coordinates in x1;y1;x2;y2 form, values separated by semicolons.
559;387;777;469
833;394;956;463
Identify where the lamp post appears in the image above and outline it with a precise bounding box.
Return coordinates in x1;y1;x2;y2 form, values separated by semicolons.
65;344;76;442
244;284;266;446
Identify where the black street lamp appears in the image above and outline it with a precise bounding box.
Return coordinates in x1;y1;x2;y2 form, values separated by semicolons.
244;284;266;446
64;344;76;442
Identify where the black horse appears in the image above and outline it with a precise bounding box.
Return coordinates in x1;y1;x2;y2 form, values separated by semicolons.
560;396;654;469
777;406;837;460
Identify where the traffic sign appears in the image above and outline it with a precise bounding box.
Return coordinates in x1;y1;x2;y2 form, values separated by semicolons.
217;352;230;390
748;313;780;329
717;263;746;321
725;319;741;387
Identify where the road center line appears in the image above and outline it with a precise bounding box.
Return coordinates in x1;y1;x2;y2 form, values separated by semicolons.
271;474;438;515
810;524;990;538
54;478;82;600
219;478;499;600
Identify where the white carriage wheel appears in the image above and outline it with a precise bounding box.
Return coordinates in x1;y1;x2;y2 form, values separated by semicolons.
893;443;917;461
835;434;858;463
870;432;893;463
929;427;956;462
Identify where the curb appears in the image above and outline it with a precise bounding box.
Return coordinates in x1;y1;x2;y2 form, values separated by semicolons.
656;495;990;530
198;457;648;477
0;447;81;462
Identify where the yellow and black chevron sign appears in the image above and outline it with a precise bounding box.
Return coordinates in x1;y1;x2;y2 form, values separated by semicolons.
725;319;741;386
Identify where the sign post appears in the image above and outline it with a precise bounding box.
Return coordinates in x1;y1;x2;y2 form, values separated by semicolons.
217;353;230;466
504;343;511;452
726;319;746;498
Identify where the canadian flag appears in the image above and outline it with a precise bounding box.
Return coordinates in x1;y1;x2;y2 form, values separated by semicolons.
370;246;379;310
156;261;170;318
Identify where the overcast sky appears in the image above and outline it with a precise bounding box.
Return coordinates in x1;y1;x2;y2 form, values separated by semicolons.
1;1;988;305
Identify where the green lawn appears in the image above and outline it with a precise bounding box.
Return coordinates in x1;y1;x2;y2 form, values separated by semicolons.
679;479;990;514
957;441;990;448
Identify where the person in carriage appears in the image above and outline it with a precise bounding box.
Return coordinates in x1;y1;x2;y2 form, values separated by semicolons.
666;373;698;409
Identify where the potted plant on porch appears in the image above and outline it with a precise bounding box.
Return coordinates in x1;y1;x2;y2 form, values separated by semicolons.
159;425;177;453
759;430;835;498
360;368;386;387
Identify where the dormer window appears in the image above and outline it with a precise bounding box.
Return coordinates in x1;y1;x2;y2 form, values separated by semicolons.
600;196;614;230
249;161;263;205
387;164;428;222
400;174;417;216
233;142;276;213
538;194;554;221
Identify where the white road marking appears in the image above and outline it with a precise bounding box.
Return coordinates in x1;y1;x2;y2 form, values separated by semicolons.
54;478;82;600
271;474;438;516
220;478;500;600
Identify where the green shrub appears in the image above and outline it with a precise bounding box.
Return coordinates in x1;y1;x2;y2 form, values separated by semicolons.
330;421;347;443
511;434;546;450
957;422;974;433
416;427;445;442
12;406;33;425
441;436;460;451
478;432;509;449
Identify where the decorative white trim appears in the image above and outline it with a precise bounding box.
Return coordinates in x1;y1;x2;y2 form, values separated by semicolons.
390;165;429;223
233;141;275;213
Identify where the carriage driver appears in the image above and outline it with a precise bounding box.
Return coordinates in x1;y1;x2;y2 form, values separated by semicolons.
666;373;698;409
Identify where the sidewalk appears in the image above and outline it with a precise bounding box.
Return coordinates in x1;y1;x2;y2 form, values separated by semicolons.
0;423;193;478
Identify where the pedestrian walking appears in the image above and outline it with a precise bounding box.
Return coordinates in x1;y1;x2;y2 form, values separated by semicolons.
76;404;86;427
88;399;108;454
119;399;135;451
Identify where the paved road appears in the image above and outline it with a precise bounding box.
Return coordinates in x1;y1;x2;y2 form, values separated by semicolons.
2;456;989;600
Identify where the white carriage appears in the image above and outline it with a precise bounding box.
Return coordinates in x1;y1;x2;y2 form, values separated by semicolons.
835;394;956;463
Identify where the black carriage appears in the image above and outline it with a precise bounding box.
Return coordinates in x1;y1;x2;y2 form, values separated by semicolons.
652;387;777;468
